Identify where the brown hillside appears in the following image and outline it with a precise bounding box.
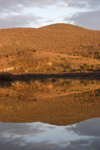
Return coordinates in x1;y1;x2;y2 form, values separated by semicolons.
0;23;100;59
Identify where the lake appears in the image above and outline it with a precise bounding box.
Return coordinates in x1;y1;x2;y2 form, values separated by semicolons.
0;78;100;149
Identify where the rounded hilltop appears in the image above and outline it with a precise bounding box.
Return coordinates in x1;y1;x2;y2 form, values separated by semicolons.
0;23;100;59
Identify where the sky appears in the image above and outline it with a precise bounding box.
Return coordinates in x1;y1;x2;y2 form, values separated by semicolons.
0;0;100;30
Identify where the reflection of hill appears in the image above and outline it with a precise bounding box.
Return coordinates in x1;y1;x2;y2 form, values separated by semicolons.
0;77;100;125
0;73;100;99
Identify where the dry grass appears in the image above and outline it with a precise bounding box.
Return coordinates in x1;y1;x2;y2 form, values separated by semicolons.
0;23;100;59
0;51;100;74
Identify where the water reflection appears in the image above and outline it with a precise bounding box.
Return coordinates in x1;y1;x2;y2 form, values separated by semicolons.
0;79;100;125
0;77;100;149
0;118;100;150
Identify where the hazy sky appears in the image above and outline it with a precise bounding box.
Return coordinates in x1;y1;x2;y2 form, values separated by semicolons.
0;0;100;30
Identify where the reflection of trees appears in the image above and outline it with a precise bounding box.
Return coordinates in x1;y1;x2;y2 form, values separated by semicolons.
0;71;100;87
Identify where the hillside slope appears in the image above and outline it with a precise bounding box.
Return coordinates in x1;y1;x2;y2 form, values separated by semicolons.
0;23;100;59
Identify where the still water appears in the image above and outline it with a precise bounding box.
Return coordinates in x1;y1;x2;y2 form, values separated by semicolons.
0;118;100;150
0;78;100;149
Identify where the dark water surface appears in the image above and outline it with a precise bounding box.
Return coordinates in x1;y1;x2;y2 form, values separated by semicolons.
0;118;100;150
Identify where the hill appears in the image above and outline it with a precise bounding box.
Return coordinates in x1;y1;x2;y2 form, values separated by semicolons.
0;23;100;59
0;24;100;74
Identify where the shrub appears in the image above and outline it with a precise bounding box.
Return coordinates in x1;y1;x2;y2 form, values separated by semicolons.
62;64;67;69
6;54;10;58
33;49;36;52
81;63;88;70
82;80;89;86
91;64;94;68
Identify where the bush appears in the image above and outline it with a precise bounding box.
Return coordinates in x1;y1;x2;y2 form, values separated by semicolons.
82;80;89;86
33;49;36;52
81;63;88;70
62;64;67;69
